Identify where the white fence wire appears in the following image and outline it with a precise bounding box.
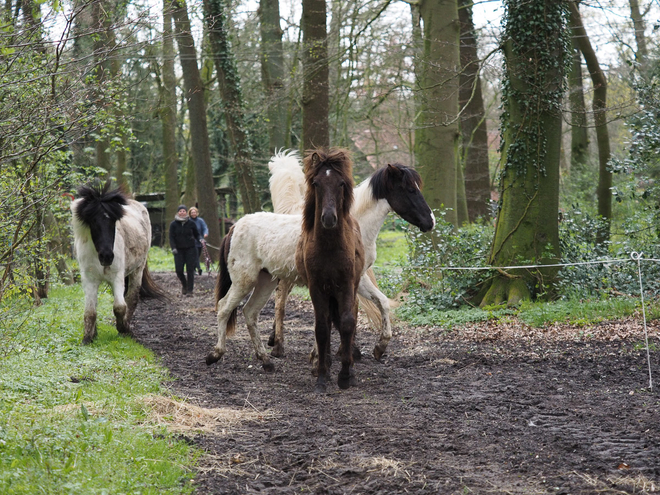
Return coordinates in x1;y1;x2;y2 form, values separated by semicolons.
433;251;657;391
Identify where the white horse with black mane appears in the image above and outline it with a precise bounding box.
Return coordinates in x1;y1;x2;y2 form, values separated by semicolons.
71;182;165;344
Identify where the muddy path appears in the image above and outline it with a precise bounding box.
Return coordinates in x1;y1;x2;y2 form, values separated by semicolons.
133;272;660;494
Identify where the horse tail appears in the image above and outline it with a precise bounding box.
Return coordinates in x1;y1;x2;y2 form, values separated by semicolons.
215;227;238;336
268;149;305;215
140;264;169;301
358;268;382;332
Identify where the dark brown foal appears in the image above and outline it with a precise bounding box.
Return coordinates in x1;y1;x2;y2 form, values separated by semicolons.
295;148;365;393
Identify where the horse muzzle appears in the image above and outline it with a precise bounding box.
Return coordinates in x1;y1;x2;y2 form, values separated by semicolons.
321;210;338;229
98;253;114;267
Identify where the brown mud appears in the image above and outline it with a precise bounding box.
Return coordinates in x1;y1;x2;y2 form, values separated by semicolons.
133;272;660;494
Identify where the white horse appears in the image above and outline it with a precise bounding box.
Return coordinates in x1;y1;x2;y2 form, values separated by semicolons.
71;183;164;344
267;150;436;360
206;153;435;371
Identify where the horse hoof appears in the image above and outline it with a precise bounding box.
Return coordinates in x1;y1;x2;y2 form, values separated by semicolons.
81;336;94;345
373;345;386;361
314;383;327;394
337;376;351;390
267;331;275;347
262;361;275;372
270;343;283;358
205;352;220;365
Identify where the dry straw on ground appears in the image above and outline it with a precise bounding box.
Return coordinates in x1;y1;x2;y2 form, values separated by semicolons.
140;395;278;434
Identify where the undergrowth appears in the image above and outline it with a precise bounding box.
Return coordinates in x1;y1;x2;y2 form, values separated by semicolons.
0;284;198;494
375;208;660;330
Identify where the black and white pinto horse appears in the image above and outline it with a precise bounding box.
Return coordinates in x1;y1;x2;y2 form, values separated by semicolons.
268;150;436;360
71;183;164;344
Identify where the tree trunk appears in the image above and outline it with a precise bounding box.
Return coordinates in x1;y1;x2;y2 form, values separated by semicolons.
568;44;589;173
301;0;330;150
259;0;287;152
170;0;222;260
204;0;260;214
569;2;611;243
414;0;460;228
162;2;179;240
629;0;648;74
92;0;112;175
458;0;490;222
478;0;567;307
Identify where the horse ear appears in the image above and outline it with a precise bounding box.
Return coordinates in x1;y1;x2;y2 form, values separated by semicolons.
386;164;402;176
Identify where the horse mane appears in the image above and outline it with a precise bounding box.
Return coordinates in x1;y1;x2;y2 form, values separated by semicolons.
370;163;423;200
74;181;128;227
302;148;355;233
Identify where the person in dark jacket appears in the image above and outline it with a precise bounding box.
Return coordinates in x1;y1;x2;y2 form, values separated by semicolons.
188;207;208;275
169;205;202;296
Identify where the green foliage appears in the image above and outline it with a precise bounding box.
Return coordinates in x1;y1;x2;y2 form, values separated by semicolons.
390;207;660;328
0;284;197;494
386;211;493;310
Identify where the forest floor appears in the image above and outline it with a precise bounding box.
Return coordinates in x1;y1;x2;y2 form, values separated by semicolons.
133;272;660;495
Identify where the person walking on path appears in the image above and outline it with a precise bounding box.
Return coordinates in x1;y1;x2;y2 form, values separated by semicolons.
188;206;208;275
169;205;203;296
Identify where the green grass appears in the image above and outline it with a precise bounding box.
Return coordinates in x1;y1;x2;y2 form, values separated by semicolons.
148;246;176;272
394;296;660;330
0;284;197;494
374;230;407;269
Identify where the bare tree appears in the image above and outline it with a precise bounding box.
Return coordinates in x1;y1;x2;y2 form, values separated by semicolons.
302;0;330;150
458;0;490;222
170;0;222;258
204;0;260;213
569;2;611;243
413;0;461;228
259;0;287;151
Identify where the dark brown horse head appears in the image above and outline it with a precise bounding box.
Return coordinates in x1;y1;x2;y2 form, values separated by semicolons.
74;181;128;266
302;148;355;231
370;164;435;232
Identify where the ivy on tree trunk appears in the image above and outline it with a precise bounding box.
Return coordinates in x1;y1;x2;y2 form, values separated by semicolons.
478;0;569;308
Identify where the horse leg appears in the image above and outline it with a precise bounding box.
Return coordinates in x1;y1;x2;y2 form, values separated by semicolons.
309;288;331;393
206;278;256;365
81;277;100;345
111;273;131;336
269;279;293;357
124;267;144;322
242;271;278;372
357;274;392;360
337;294;357;390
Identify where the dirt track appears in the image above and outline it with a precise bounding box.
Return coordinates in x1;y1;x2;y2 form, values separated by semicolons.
133;272;660;494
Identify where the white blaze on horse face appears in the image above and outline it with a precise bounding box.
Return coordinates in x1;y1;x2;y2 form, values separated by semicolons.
326;169;331;176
